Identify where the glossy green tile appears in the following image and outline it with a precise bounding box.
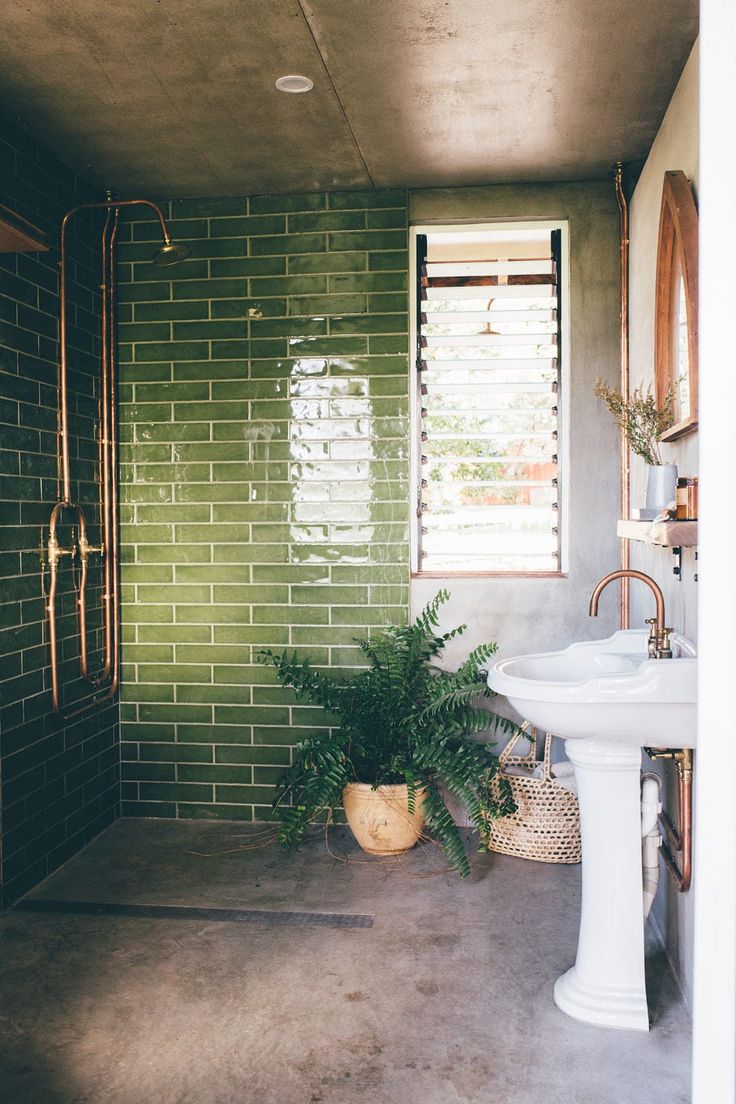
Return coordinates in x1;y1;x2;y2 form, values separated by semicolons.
212;298;286;320
215;744;289;765
288;211;365;233
249;274;327;296
329;313;406;335
213;784;276;804
251;232;326;256
141;625;213;646
172;320;245;341
366;209;408;229
367;292;408;313
186;236;248;259
123;761;176;782
328;230;406;252
139;704;212;725
369;334;409;354
288;251;367;275
139;782;214;802
329;271;407;293
286;335;368;357
136;300;208;322
118;186;410;822
251;316;327;338
210;214;286;236
172;197;246;217
328;189;406;210
135;381;209;402
133;218;209;242
140;743;214;763
119;320;171;340
212;340;250;359
288;294;366;316
369;250;410;271
173;278;247;300
134;340;209;363
251;192;326;214
123;684;177;702
211;256;286;278
136;585;211;604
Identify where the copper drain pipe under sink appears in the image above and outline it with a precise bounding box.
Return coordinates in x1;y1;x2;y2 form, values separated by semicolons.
46;197;189;716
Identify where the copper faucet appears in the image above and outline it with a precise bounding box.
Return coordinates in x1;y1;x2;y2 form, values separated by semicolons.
589;569;672;658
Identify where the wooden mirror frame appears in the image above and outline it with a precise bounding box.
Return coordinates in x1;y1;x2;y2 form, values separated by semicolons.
655;170;699;441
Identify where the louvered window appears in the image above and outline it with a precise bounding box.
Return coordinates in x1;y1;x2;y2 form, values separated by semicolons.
411;223;567;575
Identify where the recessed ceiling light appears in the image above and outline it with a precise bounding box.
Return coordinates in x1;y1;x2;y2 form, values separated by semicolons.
275;74;314;94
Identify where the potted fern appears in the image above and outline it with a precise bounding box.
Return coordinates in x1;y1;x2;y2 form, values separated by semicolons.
257;590;518;877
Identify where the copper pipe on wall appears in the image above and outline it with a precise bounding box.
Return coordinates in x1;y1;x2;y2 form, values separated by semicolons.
614;162;631;629
47;197;184;715
92;205;114;684
646;748;693;892
100;207;121;705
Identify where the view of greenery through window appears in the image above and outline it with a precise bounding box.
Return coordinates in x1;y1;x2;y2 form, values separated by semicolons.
415;227;562;573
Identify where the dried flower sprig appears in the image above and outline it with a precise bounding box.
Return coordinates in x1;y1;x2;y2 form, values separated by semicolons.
594;379;674;466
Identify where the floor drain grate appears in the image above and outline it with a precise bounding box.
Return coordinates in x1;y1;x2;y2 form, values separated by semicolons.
14;899;374;928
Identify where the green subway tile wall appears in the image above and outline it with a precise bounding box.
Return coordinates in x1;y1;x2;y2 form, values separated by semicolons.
117;189;410;820
0;114;119;905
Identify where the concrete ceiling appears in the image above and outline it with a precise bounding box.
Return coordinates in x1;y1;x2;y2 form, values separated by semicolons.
0;0;698;197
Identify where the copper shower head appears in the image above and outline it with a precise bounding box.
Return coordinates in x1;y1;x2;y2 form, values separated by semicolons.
152;240;191;266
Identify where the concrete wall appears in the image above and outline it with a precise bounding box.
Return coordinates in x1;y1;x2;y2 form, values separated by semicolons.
629;41;699;1009
409;182;621;666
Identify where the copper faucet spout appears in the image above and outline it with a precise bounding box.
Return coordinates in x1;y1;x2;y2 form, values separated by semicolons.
589;568;666;639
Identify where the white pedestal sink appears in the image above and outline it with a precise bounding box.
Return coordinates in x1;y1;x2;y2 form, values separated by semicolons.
488;629;696;1031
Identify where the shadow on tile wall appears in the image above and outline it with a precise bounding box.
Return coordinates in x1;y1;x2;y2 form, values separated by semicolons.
0;114;119;905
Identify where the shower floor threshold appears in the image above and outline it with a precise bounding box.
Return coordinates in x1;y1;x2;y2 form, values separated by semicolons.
14;898;374;929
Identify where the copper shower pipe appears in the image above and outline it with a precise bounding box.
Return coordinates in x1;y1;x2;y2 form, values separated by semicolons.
47;197;171;715
614;162;631;630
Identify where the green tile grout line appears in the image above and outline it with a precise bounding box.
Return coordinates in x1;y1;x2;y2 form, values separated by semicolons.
117;189;410;822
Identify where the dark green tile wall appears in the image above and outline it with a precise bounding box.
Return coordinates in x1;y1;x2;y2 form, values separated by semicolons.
117;189;409;820
0;114;119;905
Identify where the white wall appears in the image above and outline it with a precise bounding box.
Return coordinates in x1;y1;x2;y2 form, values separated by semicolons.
692;2;736;1097
628;41;699;1009
408;182;621;668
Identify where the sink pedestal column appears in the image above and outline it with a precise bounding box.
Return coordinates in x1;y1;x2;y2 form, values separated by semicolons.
554;738;649;1031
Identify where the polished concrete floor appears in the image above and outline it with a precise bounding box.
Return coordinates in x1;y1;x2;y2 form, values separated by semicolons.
0;819;691;1104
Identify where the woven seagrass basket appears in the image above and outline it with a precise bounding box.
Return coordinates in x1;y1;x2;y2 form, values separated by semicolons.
487;725;581;864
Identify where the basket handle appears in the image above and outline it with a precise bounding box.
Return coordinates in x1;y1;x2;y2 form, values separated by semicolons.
541;733;555;782
499;721;538;767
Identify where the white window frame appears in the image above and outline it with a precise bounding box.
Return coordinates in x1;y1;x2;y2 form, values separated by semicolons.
409;219;571;577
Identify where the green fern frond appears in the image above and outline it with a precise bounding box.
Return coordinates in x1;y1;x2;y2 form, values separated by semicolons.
421;782;471;877
261;591;515;875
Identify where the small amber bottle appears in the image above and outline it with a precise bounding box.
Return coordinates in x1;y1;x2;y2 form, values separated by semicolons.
676;477;698;520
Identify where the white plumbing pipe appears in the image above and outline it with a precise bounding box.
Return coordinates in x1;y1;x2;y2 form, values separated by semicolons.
641;773;662;922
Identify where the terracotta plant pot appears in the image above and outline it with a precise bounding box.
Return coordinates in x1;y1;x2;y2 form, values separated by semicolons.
342;783;427;856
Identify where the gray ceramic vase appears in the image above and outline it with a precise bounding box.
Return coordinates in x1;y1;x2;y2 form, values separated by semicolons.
645;463;678;513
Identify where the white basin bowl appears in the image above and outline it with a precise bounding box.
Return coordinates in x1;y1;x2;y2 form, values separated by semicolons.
488;629;696;748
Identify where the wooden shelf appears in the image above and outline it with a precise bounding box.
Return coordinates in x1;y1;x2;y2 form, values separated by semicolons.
0;204;48;253
617;519;698;547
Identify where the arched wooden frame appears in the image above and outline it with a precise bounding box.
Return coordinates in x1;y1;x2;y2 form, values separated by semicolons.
655;170;699;441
